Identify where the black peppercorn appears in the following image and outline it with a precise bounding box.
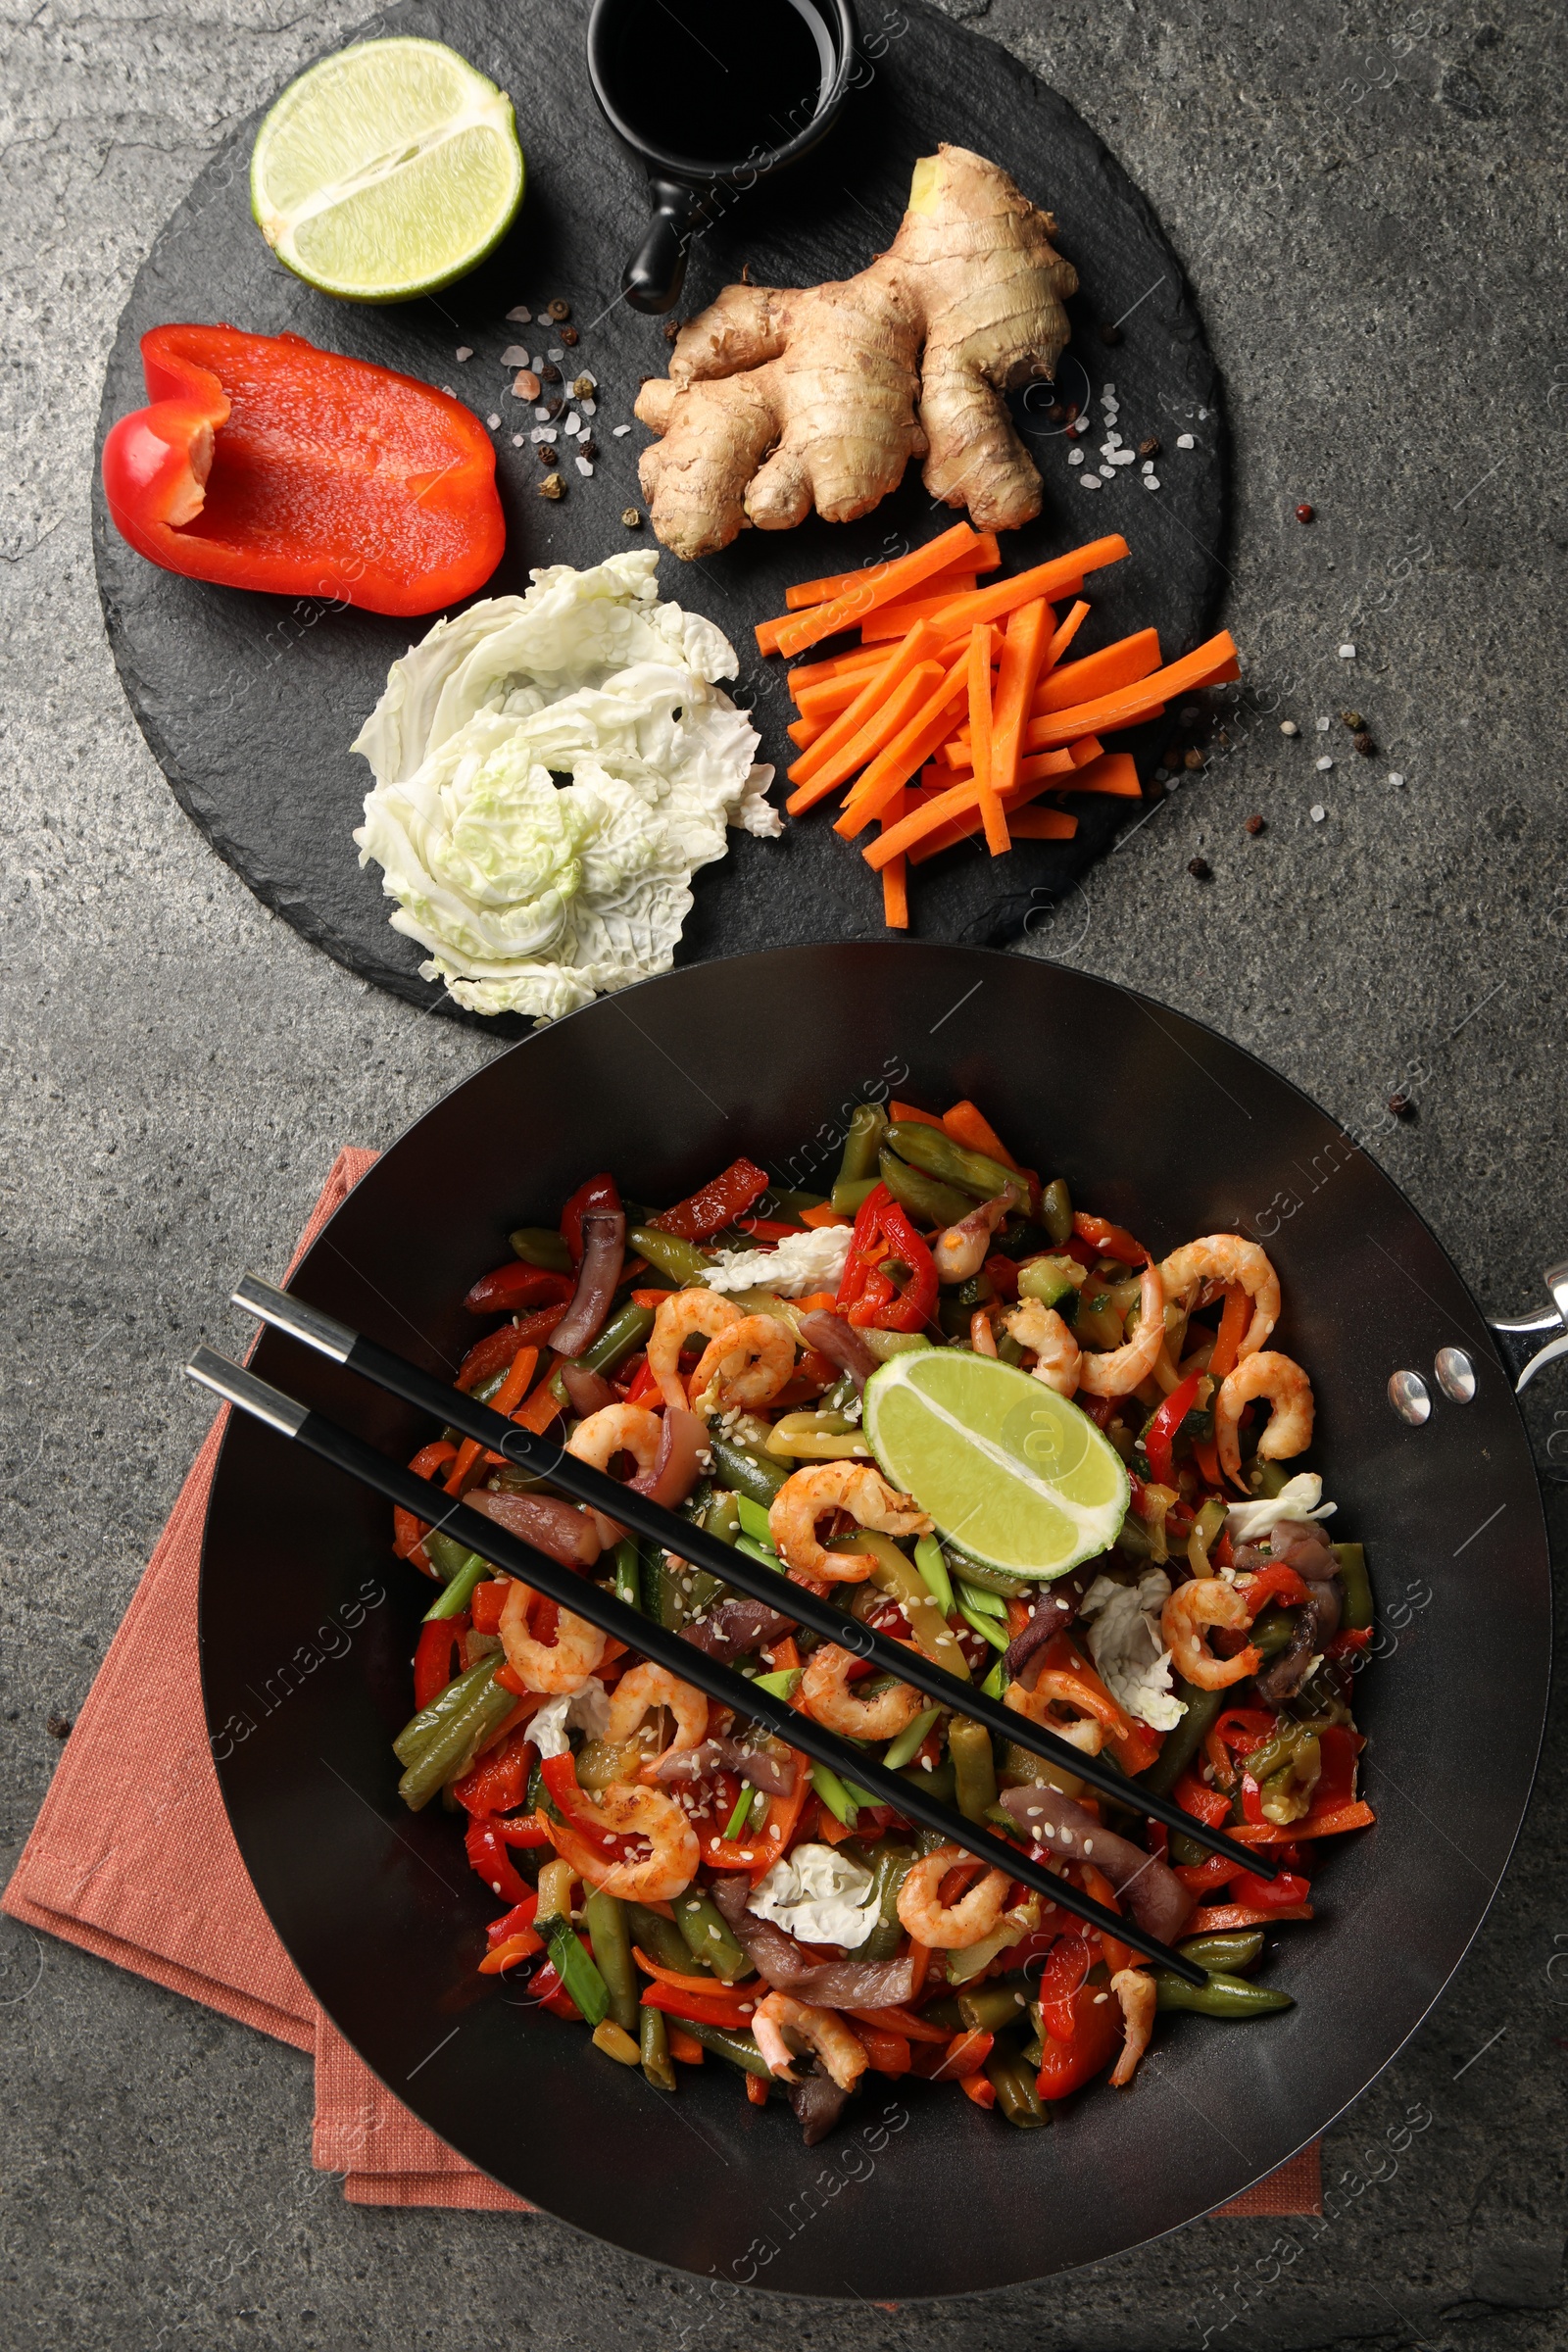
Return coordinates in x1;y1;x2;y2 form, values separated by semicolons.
1188;856;1212;880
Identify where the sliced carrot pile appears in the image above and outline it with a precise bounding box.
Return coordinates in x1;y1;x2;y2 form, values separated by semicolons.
751;524;1240;929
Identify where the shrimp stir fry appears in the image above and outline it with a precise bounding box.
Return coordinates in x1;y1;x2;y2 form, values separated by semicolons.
390;1096;1368;2146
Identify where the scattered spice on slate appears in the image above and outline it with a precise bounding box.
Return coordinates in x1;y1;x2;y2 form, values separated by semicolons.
622;507;644;528
539;472;565;499
1353;731;1376;757
1245;813;1265;835
1099;322;1122;345
513;368;541;400
561;325;579;346
47;1712;73;1740
1139;435;1160;459
540;362;562;384
1188;856;1212;880
1280;719;1299;736
663;319;682;343
1296;503;1314;521
1388;1092;1414;1119
1183;748;1204;771
547;298;571;320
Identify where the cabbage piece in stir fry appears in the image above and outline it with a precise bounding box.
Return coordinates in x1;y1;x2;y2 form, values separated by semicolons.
389;1100;1374;2140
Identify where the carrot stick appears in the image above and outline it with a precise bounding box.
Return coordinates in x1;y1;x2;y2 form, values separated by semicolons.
786;658;942;808
1035;626;1161;714
1007;809;1078;840
967;624;1007;855
782;534;1000;611
825;650;970;830
512;1373;564;1435
1209;1285;1250;1380
942;1101;1020;1167
444;1345;538;1492
989;599;1052;810
858;583;984;641
1017;631;1240;752
879;786;909;930
944;748;1141;799
867;738;1102;868
925;537;1129;646
787;619;941;790
786;646;889;696
762;521;985;659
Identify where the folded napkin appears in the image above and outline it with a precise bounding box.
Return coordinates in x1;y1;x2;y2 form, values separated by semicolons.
2;1145;1316;2219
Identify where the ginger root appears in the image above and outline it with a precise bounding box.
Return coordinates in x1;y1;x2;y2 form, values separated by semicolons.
634;146;1078;561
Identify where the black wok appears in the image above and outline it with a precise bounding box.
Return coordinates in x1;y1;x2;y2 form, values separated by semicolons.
198;943;1549;2298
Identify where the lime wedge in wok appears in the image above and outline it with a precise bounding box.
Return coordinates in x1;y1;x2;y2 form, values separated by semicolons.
251;38;524;303
862;1348;1129;1581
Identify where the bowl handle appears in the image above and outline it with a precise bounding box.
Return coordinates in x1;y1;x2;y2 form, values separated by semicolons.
622;177;705;315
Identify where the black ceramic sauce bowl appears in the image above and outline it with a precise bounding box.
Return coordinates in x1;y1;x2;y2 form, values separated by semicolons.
199;944;1547;2296
586;0;859;311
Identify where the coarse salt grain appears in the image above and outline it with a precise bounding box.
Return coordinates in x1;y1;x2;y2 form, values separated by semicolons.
1080;474;1102;490
500;345;530;366
505;305;532;323
455;347;472;362
1176;432;1195;448
1099;465;1115;480
486;413;501;429
1143;474;1161;489
548;346;564;363
536;407;550;421
564;414;581;436
1310;804;1326;821
1068;448;1085;465
1316;715;1331;731
1389;771;1405;787
580;398;597;416
1316;756;1334;771
1339;643;1356;659
1102;381;1116;395
512;433;524;447
575;455;594;476
1102;433;1122;452
1281;720;1298;736
612;422;632;436
1109;449;1136;465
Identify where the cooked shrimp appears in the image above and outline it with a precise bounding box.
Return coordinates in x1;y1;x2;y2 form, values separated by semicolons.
1159;1235;1281;1362
1004;1298;1082;1397
688;1313;796;1413
647;1288;741;1410
566;1401;663;1480
1215;1349;1314;1486
1076;1257;1167;1397
897;1845;1012;1950
933;1195;1009;1283
604;1661;709;1770
768;1459;932;1583
1160;1575;1258;1690
1109;1968;1156;2088
800;1642;923;1740
547;1780;700;1903
752;1992;868;2091
499;1577;607;1694
1004;1668;1126;1757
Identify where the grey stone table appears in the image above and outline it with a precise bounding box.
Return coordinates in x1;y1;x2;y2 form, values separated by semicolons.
2;0;1564;2344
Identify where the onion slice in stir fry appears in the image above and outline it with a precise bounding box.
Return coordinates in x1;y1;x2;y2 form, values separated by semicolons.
551;1208;626;1357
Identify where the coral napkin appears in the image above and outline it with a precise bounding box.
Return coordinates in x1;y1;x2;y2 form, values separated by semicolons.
1;1146;1316;2219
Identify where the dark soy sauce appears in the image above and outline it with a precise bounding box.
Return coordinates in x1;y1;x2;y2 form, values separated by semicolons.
609;0;837;168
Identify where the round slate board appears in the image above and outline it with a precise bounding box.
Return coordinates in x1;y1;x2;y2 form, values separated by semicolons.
93;0;1226;1031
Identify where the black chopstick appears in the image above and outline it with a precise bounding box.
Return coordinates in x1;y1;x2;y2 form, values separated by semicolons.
187;1347;1208;1985
231;1274;1276;1885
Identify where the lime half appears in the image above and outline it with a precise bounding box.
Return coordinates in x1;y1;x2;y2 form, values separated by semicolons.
863;1348;1129;1581
251;38;524;303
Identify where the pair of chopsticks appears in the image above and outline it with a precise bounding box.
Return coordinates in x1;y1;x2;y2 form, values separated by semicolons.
188;1278;1279;1984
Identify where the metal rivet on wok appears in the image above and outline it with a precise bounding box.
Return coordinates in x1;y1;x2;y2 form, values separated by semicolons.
1388;1369;1432;1426
1435;1346;1477;1404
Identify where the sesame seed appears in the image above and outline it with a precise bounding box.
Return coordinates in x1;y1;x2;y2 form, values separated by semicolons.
1082;1838;1095;1854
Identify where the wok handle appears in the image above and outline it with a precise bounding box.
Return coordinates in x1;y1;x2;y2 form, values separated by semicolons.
1488;1260;1568;1394
622;177;706;315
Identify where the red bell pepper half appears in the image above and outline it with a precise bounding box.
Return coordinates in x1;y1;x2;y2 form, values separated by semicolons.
561;1173;622;1263
1035;1981;1124;2099
101;324;505;616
